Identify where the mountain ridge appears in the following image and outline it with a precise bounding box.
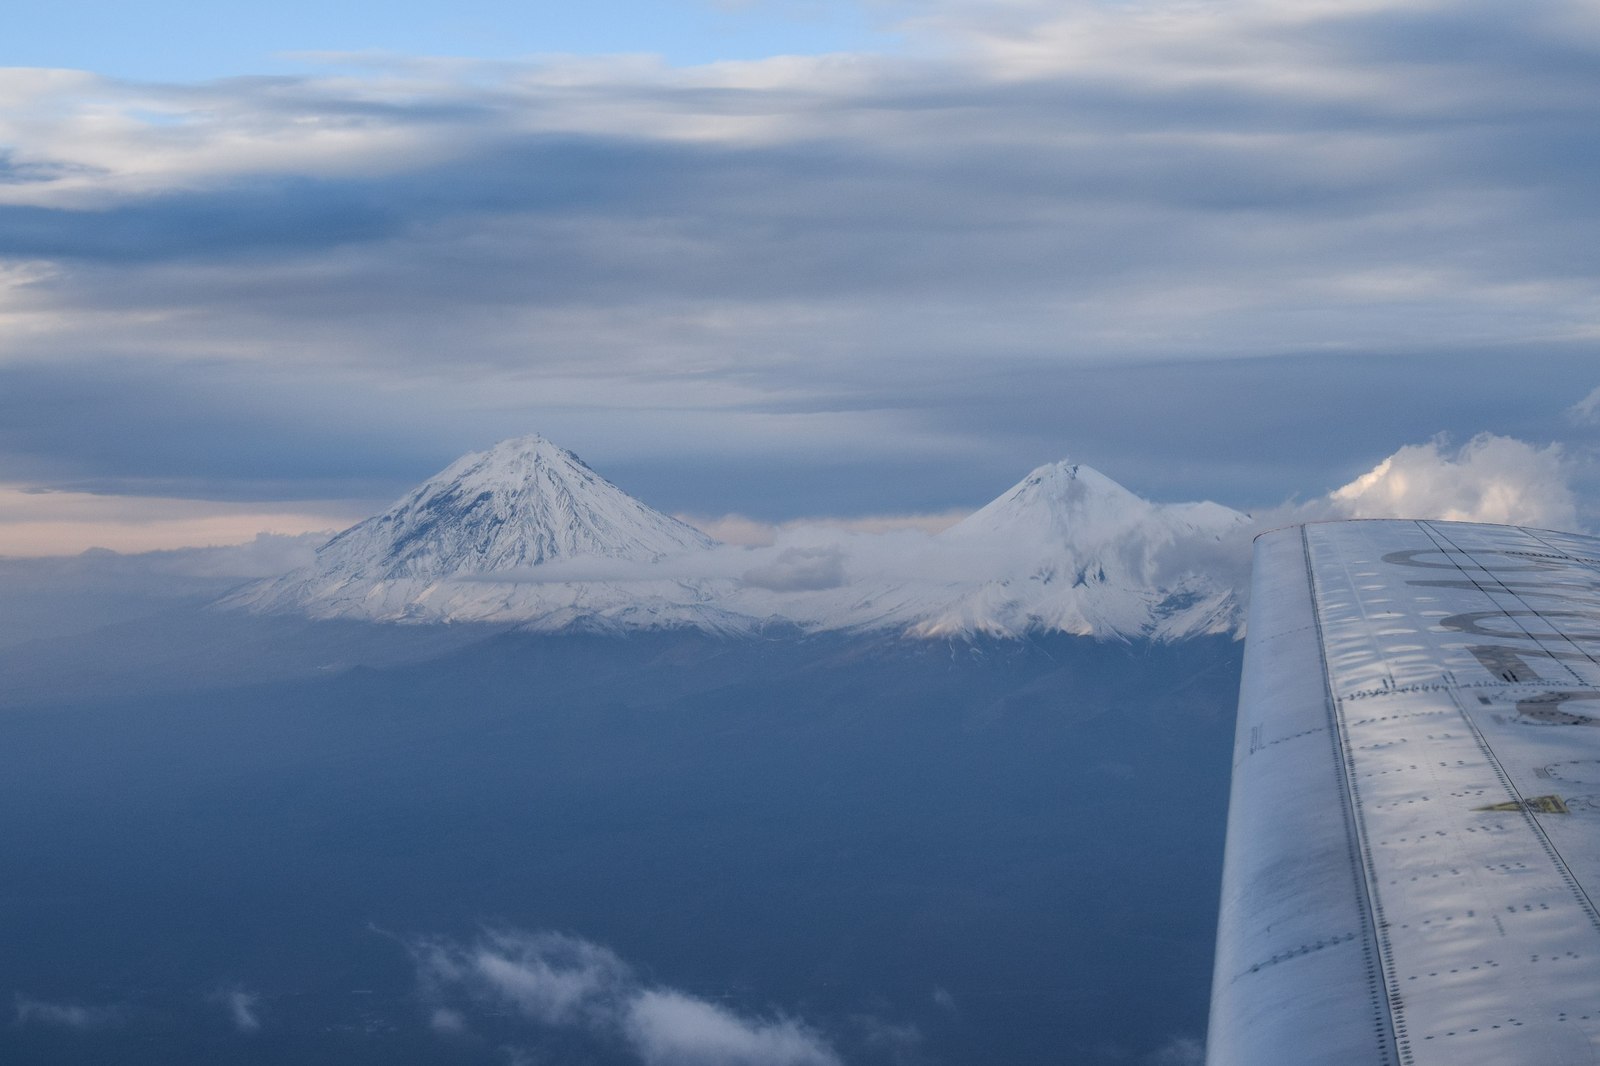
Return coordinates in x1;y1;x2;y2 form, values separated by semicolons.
223;436;1250;640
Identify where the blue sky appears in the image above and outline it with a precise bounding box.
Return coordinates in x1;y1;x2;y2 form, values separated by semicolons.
5;0;906;81
2;0;1599;552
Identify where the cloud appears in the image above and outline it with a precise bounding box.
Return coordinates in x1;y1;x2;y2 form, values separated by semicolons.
214;986;262;1034
2;2;1599;524
849;1014;923;1061
685;513;787;547
12;995;123;1030
429;1007;467;1034
1572;385;1600;425
0;481;350;556
411;928;843;1066
0;533;328;646
0;530;324;577
449;519;943;591
684;511;968;547
435;929;628;1027
626;990;841;1066
741;546;848;591
1323;433;1578;530
1142;1035;1204;1066
9;430;1585;641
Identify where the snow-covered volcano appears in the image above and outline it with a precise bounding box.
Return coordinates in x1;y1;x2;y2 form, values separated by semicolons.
906;461;1250;637
224;436;721;621
224;438;1252;639
949;461;1244;553
318;435;713;576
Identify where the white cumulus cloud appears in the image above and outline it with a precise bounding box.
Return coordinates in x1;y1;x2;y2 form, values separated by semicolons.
1324;433;1578;531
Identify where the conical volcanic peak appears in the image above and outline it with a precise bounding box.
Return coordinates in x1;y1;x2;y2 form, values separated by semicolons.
944;460;1154;546
898;458;1250;639
222;435;723;621
315;435;717;583
224;443;1251;639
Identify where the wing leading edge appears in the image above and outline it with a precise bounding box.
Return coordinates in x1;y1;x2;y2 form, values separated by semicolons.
1208;520;1600;1066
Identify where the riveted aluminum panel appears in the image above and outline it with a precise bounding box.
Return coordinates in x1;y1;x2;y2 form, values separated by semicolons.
1207;525;1398;1066
1208;520;1600;1066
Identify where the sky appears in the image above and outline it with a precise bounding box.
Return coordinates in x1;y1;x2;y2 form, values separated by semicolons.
4;1;908;82
3;0;1600;555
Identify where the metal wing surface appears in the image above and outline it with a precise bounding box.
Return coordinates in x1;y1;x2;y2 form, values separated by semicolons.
1208;520;1600;1066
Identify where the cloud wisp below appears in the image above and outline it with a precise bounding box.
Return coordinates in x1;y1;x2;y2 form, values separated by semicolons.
411;928;842;1066
12;995;124;1030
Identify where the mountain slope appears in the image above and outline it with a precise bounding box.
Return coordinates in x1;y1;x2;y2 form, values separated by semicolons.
223;440;1251;639
224;436;719;621
716;460;1249;639
911;461;1249;638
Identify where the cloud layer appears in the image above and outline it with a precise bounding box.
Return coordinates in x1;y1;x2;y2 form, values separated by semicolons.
412;928;842;1066
2;432;1586;642
1;1;1598;525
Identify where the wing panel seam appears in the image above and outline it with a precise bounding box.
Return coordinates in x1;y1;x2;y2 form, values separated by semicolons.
1443;685;1600;936
1415;522;1600;936
1420;521;1600;679
1300;524;1405;1066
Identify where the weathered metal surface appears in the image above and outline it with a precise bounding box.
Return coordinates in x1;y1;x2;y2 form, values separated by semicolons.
1209;520;1600;1066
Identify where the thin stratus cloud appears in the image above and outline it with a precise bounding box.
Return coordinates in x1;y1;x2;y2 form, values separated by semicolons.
0;0;1598;544
0;483;355;557
12;995;125;1030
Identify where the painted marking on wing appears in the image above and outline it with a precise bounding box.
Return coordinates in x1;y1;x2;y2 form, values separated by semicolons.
1474;795;1572;815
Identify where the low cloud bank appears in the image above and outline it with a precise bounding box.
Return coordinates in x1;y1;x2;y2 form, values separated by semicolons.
481;434;1589;601
413;929;842;1066
741;546;849;592
682;512;970;548
0;531;322;579
0;532;326;647
5;434;1590;639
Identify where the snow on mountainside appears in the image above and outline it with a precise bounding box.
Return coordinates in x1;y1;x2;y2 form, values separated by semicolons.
223;438;1252;639
707;460;1248;640
909;461;1248;638
223;436;719;621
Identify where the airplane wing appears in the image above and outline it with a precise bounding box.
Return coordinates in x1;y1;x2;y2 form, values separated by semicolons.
1208;519;1600;1065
